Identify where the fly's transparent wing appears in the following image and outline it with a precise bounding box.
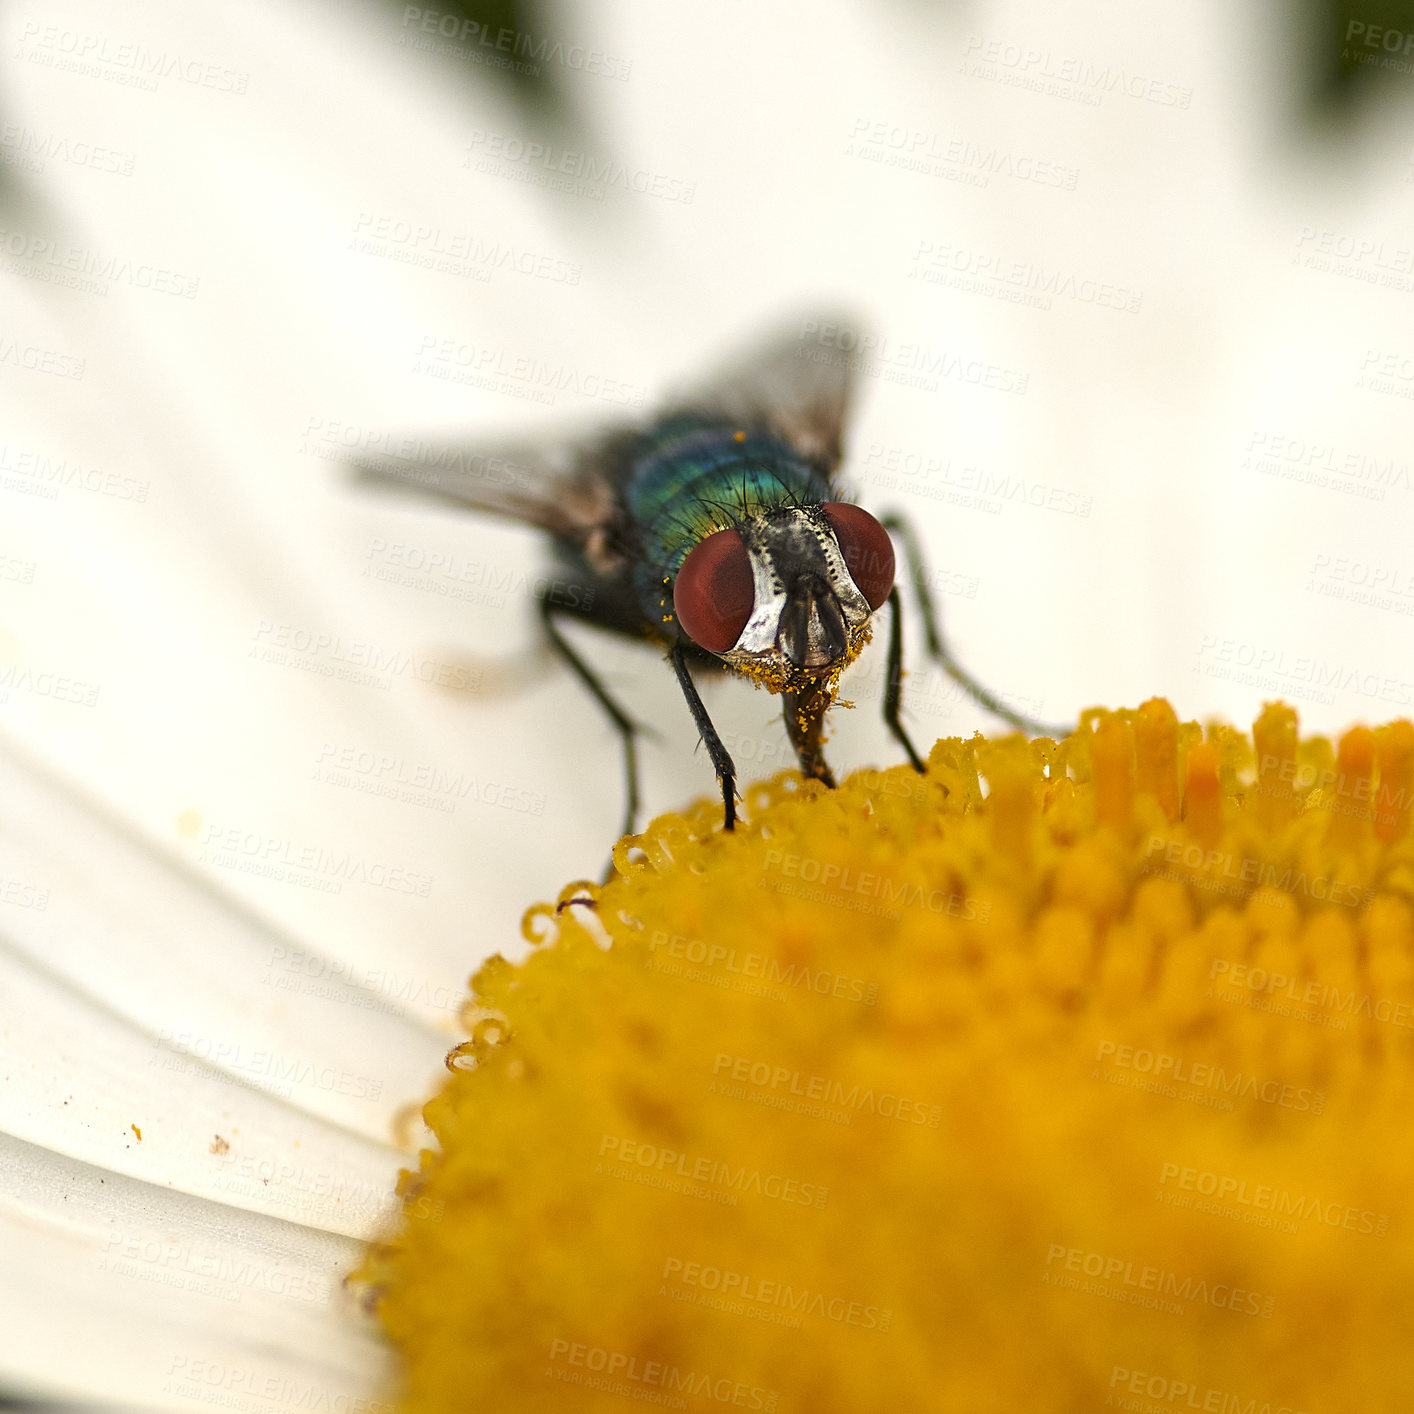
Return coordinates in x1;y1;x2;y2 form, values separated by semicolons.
662;313;860;472
347;315;861;550
346;424;631;568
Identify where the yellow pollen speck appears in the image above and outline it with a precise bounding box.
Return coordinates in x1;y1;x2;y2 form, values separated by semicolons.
356;700;1414;1414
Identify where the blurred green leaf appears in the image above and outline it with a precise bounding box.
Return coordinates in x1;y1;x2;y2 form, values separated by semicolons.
1313;0;1414;110
383;0;560;118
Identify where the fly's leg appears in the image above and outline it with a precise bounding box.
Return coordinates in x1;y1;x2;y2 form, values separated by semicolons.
782;680;837;788
882;586;926;773
881;512;1070;739
541;598;642;839
670;643;738;831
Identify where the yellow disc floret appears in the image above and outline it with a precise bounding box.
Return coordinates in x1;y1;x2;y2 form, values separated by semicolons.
358;700;1414;1413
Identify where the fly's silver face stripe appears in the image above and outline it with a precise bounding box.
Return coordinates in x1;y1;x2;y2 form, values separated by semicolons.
717;511;871;669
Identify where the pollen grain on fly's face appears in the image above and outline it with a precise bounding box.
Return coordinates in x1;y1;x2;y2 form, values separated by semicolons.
358;698;1414;1414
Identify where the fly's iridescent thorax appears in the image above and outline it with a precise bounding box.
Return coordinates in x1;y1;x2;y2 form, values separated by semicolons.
626;415;830;623
626;415;876;692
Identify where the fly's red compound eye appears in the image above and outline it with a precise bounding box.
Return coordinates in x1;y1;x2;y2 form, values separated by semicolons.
673;527;755;653
821;502;894;609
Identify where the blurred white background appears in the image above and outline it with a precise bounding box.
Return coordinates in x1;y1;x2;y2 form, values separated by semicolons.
1;0;1413;1400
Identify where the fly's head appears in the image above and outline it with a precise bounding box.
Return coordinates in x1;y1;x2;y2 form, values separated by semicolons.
672;503;895;694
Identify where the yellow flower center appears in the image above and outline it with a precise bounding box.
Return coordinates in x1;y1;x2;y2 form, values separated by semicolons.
358;700;1414;1413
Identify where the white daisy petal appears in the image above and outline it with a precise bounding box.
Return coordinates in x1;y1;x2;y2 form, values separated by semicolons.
0;934;407;1237
0;1134;392;1413
0;731;445;1402
0;741;451;1150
